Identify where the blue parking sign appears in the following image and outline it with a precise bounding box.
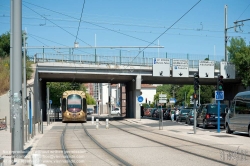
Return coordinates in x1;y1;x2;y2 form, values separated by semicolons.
215;91;224;100
138;96;144;103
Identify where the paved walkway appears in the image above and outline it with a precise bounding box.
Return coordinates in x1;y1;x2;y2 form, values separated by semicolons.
0;118;249;166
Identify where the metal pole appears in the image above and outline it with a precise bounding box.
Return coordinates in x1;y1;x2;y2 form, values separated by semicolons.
10;0;13;134
199;85;200;106
184;92;186;107
193;98;197;134
50;103;51;124
29;93;32;139
47;87;49;126
159;105;163;130
23;31;27;144
217;100;221;133
225;5;228;62
12;0;24;158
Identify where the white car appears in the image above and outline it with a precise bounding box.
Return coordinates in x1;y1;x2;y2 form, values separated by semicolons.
111;107;121;115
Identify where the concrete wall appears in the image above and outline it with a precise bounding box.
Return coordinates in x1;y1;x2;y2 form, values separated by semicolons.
141;88;156;104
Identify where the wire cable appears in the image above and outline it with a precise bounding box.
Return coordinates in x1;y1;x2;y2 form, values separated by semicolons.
124;0;202;68
236;3;250;21
23;3;92;47
22;1;159;46
73;0;86;54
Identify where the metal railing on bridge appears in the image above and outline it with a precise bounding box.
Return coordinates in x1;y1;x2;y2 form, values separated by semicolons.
31;52;223;70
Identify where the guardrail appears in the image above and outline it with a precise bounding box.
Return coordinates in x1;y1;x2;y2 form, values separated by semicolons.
32;53;222;70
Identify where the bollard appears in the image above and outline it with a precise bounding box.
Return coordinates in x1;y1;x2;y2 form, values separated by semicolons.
106;119;109;129
0;157;3;166
32;154;41;166
92;116;94;125
96;119;99;129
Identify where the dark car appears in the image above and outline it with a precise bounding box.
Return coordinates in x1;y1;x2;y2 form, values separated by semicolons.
196;103;228;129
151;108;158;118
185;109;195;125
87;108;94;115
154;108;167;119
176;108;192;122
163;108;171;120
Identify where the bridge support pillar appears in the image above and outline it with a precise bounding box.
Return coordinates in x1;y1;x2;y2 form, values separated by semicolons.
126;75;141;119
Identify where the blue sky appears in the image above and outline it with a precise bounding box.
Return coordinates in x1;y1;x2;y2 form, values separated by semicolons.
0;0;249;61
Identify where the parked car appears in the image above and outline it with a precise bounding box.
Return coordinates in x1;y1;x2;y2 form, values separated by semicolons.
176;108;193;122
163;108;171;120
111;107;121;115
151;108;158;118
225;91;250;137
87;108;94;115
144;108;152;117
196;103;228;129
185;109;195;125
154;108;166;119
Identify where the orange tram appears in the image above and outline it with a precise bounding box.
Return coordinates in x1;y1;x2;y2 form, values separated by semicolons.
61;90;87;123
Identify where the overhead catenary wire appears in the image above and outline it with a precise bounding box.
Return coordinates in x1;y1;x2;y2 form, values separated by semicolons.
23;4;92;47
72;0;86;54
22;1;159;46
124;0;202;68
236;3;250;21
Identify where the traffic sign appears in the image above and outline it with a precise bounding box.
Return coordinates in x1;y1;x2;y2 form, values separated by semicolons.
159;94;167;104
215;91;224;100
138;96;144;103
49;100;52;104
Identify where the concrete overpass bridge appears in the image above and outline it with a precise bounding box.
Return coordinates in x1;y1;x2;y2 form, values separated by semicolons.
30;53;242;122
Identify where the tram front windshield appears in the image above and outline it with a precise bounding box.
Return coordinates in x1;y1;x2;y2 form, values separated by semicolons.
67;94;82;112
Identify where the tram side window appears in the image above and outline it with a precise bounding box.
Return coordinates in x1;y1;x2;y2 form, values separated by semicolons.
82;98;87;112
235;100;250;114
62;98;66;112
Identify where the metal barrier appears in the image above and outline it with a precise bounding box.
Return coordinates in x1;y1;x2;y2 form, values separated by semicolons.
34;53;224;70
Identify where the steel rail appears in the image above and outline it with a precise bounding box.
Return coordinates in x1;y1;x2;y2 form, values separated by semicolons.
61;123;75;166
110;121;236;166
81;123;132;166
122;119;250;158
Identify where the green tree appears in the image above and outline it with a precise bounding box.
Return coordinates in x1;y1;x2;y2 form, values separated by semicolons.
228;38;250;87
47;82;95;107
200;85;215;104
0;32;10;58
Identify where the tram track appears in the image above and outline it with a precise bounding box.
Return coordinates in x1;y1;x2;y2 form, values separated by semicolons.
61;123;131;166
61;123;76;166
109;120;245;166
122;119;250;158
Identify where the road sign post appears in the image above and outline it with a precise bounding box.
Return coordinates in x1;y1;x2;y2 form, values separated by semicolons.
138;96;143;120
159;94;167;130
215;90;224;133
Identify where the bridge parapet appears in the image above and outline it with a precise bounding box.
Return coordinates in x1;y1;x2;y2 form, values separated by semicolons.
33;53;222;70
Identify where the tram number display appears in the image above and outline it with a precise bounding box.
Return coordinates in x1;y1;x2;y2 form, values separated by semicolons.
68;98;81;105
